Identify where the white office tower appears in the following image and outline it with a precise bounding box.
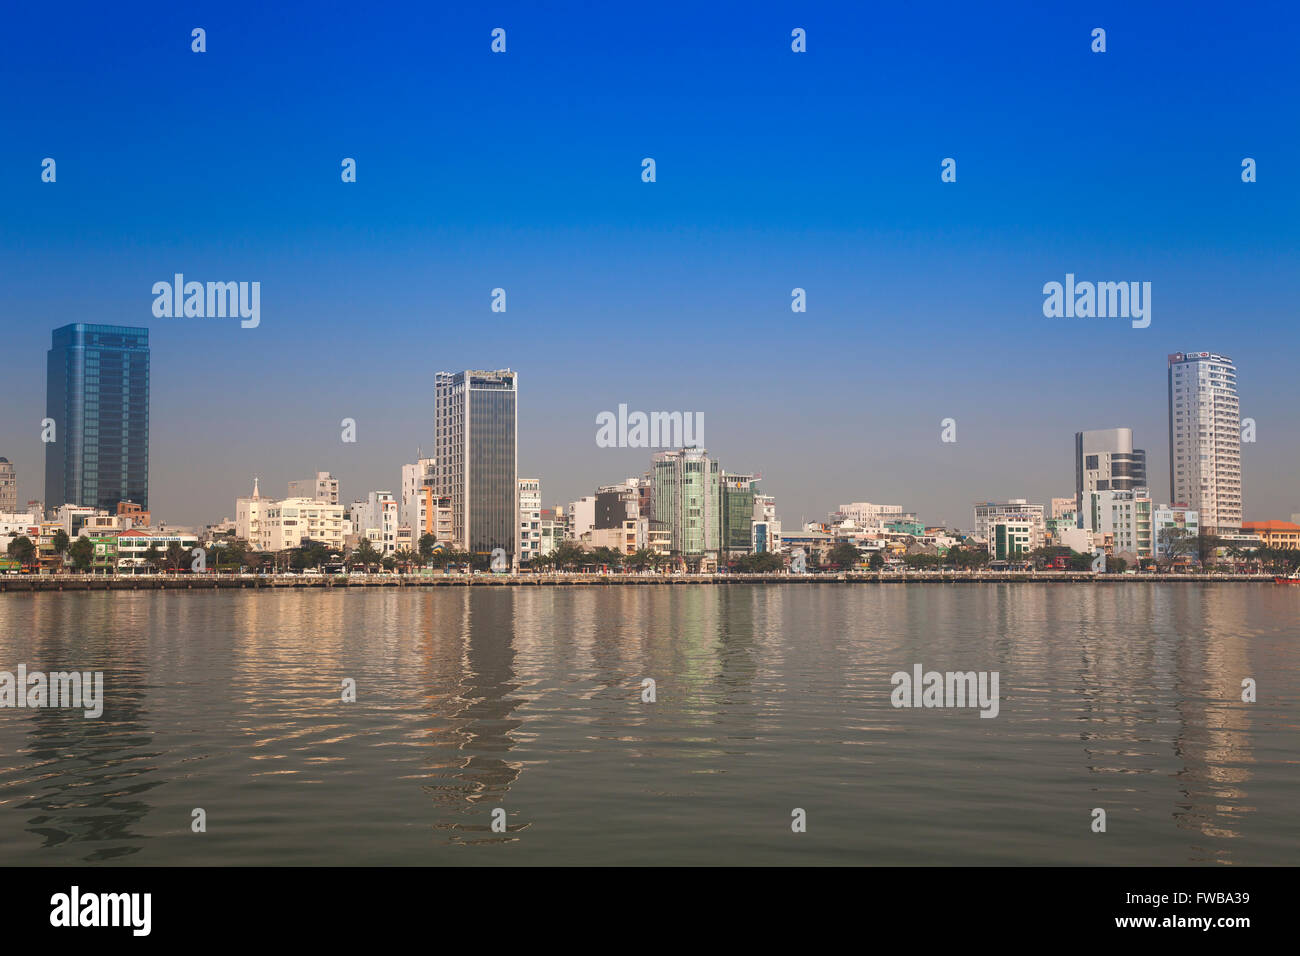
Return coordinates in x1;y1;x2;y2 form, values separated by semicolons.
1167;352;1242;533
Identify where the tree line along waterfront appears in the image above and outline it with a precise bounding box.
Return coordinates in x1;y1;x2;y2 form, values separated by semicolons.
4;529;1300;578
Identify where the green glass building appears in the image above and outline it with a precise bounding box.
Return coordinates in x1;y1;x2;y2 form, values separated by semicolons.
650;448;721;557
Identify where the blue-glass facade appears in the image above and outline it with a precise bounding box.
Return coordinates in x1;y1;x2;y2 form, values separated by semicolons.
45;324;150;512
435;369;517;555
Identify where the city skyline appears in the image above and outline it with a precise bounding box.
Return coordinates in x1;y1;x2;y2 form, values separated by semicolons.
2;4;1296;529
0;325;1284;538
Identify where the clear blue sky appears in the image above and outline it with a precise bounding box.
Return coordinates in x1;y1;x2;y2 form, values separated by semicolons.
2;1;1297;528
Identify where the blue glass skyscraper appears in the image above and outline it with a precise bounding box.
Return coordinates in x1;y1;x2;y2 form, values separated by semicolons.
44;324;150;513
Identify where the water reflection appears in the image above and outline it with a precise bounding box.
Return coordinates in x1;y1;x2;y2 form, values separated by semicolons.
0;585;1294;865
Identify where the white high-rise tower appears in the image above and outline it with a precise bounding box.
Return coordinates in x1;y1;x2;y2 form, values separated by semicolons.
1167;352;1242;533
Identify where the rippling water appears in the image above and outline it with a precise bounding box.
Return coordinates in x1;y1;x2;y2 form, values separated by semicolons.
0;585;1296;865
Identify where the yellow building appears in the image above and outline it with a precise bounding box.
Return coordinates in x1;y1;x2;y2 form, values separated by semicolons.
1242;520;1300;549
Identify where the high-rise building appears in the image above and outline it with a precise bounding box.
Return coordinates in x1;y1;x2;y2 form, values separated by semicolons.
0;458;16;514
45;324;150;512
1167;352;1242;533
650;447;721;557
435;369;518;555
1074;428;1147;530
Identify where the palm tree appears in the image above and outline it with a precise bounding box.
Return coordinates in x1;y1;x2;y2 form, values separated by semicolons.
350;538;380;572
551;540;585;571
626;548;653;572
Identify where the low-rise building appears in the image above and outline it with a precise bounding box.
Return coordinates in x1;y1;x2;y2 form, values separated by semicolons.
288;471;339;505
974;500;1046;544
988;517;1036;561
351;492;399;554
519;478;542;562
1241;520;1300;549
1153;504;1200;559
262;497;346;552
110;529;200;570
1088;488;1153;560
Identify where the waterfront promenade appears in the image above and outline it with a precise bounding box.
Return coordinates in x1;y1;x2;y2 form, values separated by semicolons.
0;570;1282;591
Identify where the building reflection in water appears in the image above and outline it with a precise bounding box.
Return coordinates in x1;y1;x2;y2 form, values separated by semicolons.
1066;586;1255;863
1170;588;1254;859
416;590;528;843
5;593;160;861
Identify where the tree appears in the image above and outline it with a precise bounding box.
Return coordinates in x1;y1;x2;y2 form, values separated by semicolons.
590;546;624;570
550;540;586;571
350;538;380;571
868;551;885;570
417;533;437;561
735;551;782;572
143;544;163;571
52;530;70;562
68;537;94;572
626;548;654;571
1156;527;1193;570
7;535;35;567
230;538;249;569
381;554;398;572
827;542;862;569
393;548;417;573
1195;533;1224;568
1066;550;1094;571
292;539;332;571
165;541;188;572
957;545;989;569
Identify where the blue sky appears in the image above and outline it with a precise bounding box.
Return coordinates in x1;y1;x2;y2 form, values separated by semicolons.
2;1;1297;528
